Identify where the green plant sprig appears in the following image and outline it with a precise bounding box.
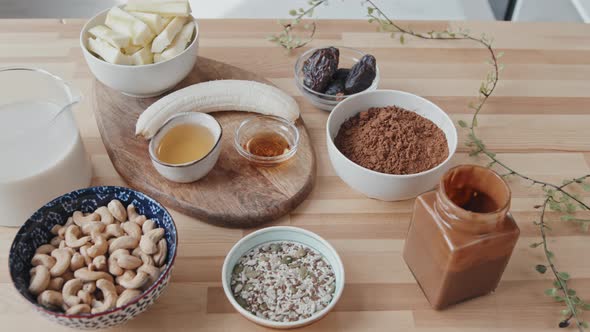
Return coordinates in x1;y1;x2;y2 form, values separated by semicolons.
272;1;590;329
267;0;326;51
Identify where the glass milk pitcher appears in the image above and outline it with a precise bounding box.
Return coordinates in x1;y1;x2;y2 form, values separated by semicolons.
0;68;92;227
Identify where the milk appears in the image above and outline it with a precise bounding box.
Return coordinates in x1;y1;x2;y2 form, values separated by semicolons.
0;101;92;227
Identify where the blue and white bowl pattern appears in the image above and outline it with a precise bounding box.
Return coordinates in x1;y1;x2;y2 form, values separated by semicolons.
9;186;178;329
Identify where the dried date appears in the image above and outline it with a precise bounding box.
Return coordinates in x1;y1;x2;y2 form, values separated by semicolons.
303;47;339;93
324;79;345;96
344;54;377;94
332;68;350;81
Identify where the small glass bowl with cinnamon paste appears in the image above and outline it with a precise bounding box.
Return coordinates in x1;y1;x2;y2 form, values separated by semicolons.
234;115;299;166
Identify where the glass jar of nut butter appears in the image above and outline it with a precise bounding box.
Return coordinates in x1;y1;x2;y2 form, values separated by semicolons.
403;164;520;309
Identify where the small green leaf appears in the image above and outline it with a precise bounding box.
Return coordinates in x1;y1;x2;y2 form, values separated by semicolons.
535;264;547;274
367;7;374;15
496;51;505;58
458;120;467;128
547;251;555;259
582;322;589;328
554;280;561;288
289;9;297;16
472;117;478;127
529;242;542;248
554;296;565;302
583;303;590;310
567;289;576;296
545;288;557;296
558;272;570;281
582;183;590;191
399;34;405;44
561;215;574;221
561;308;571;316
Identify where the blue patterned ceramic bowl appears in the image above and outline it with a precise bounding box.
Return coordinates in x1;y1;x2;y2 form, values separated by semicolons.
9;186;178;329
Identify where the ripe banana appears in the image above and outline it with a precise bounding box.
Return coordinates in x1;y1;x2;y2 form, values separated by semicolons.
105;6;154;46
88;37;132;65
153;21;194;63
151;16;186;53
125;0;191;17
135;80;300;139
88;25;130;49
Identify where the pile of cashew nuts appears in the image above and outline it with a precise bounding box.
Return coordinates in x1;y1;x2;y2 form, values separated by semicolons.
28;200;168;315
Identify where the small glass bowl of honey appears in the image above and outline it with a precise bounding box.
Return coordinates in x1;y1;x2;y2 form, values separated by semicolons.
234;115;299;166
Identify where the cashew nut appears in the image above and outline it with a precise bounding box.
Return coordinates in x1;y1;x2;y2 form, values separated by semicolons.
50;248;72;277
139;228;165;255
105;223;125;239
65;225;91;249
108;249;128;276
122;221;142;240
47;277;65;291
62;278;83;307
87;234;108;258
96;206;115;225
127;204;140;222
35;244;56;255
90;255;107;271
79;244;93;265
74;267;114;283
153;239;168;267
132;247;154;266
61;270;75;282
28;265;50;295
134;215;147;226
73;211;99;226
117;254;142;270
81;221;105;237
50;224;62;236
37;290;63;310
49;236;62;247
66;303;91;315
117;270;149;289
138;264;161;288
108;200;127;222
70;253;85;271
109;235;139;254
116;289;141;307
31;253;56;269
65;217;74;227
58;226;67;238
91;279;118;314
83;281;96;293
142;219;156;234
77;289;92;305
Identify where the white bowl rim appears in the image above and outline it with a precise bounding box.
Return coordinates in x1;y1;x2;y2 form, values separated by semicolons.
326;89;458;179
148;112;223;168
294;46;380;99
221;226;345;328
79;6;199;68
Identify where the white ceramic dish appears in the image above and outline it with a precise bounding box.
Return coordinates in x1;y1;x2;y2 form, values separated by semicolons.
326;90;458;201
80;7;199;97
222;226;345;329
149;112;222;183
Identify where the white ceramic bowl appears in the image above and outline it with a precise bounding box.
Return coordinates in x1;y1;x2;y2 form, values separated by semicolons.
80;7;199;97
149;112;222;183
222;226;345;329
326;90;458;201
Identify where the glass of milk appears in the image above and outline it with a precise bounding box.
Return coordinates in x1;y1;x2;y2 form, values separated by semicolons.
0;68;92;227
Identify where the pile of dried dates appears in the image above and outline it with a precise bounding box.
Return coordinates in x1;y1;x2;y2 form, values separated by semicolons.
302;47;377;96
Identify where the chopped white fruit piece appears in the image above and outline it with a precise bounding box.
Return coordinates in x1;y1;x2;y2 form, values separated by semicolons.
153;21;194;63
125;0;191;17
131;47;154;65
88;37;132;65
122;44;142;55
88;25;130;49
151;17;186;53
129;11;168;34
105;7;154;46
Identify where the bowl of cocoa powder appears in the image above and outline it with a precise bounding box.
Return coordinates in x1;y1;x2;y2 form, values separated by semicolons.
326;90;457;201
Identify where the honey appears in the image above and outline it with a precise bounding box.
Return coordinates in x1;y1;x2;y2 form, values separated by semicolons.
156;124;216;164
244;132;290;157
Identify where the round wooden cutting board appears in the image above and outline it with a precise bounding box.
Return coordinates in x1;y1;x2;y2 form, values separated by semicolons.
93;57;315;228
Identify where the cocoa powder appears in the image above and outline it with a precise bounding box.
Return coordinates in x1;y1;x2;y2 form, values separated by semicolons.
334;106;449;175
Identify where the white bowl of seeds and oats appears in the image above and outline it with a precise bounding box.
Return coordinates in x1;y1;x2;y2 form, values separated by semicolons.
222;226;345;329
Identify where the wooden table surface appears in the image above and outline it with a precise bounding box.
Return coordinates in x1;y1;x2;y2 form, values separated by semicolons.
1;18;590;331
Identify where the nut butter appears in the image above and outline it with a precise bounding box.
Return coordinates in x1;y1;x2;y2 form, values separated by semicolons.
403;164;520;309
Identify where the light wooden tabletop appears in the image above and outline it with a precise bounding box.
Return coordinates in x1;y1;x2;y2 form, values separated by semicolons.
1;18;590;331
